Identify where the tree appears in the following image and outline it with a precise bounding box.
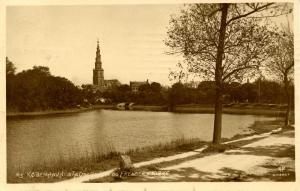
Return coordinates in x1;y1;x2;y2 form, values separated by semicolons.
168;82;185;110
6;65;83;111
118;84;131;92
197;81;216;104
6;58;17;109
265;29;294;126
150;82;162;93
166;3;291;144
6;57;16;76
137;82;165;105
255;79;284;104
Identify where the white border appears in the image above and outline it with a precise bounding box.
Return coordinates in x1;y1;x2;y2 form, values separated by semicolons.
0;0;299;190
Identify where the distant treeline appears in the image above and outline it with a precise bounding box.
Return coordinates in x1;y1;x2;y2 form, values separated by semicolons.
84;80;294;107
6;58;294;112
168;81;293;106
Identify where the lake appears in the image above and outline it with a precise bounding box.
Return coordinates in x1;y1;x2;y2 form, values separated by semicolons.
7;109;276;172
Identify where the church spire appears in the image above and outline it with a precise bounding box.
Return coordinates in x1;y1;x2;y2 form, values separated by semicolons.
93;39;104;86
95;39;102;69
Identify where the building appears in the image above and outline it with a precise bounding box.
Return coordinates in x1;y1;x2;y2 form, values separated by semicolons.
184;81;200;88
130;80;148;93
93;40;120;91
105;79;121;89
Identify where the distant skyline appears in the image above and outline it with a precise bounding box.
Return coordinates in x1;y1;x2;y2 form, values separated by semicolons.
7;5;183;86
6;4;293;86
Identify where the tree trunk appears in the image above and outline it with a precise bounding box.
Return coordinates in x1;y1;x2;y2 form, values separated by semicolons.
213;88;223;144
212;4;229;144
284;75;290;126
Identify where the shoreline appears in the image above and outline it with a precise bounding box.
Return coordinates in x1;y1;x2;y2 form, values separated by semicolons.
174;106;286;116
6;103;287;118
6;105;115;118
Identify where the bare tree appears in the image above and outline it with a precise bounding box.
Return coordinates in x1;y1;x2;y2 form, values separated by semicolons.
165;3;292;144
265;28;294;126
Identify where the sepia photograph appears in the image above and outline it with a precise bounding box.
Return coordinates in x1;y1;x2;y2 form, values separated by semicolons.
2;0;297;188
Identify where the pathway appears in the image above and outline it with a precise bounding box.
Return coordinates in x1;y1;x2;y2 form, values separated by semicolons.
59;128;294;183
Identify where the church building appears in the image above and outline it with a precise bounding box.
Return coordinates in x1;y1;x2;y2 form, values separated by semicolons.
93;40;121;91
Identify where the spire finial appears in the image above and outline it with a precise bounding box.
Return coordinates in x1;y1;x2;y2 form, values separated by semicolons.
97;39;99;49
95;38;101;65
96;39;100;54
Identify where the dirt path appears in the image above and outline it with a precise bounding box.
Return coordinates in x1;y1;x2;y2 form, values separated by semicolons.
131;130;295;182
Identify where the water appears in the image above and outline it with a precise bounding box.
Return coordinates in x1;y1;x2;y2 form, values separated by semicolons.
7;110;275;171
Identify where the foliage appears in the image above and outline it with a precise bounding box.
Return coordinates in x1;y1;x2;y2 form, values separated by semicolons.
6;60;83;112
100;82;166;105
265;30;294;82
6;57;16;76
167;80;291;106
165;4;286;83
264;28;294;125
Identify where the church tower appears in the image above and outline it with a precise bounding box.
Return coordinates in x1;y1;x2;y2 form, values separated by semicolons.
93;40;105;87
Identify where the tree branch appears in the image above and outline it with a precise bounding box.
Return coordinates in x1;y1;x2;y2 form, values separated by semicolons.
226;3;274;25
222;65;257;82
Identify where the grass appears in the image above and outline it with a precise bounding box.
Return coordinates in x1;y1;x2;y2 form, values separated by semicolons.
175;106;286;116
6;104;115;118
7;137;207;183
174;103;289;116
202;143;237;153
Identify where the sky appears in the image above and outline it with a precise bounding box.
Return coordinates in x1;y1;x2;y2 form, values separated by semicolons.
6;5;183;86
6;4;293;86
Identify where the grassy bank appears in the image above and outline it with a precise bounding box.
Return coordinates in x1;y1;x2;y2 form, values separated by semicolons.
6;105;115;118
173;103;287;116
121;103;288;116
131;105;167;111
8;138;206;183
7;119;288;183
